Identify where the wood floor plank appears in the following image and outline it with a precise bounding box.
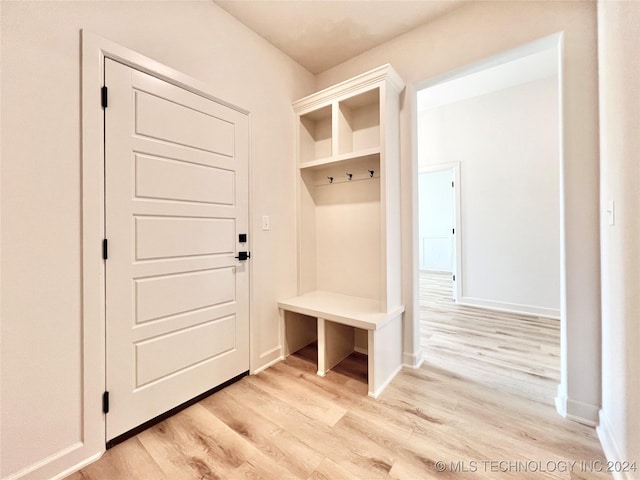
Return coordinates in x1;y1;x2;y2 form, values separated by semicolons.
227;377;395;479
245;367;348;427
420;271;561;405
200;389;324;478
137;406;239;480
79;437;166;480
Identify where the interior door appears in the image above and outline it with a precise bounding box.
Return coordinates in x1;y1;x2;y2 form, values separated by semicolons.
104;59;249;442
418;169;454;272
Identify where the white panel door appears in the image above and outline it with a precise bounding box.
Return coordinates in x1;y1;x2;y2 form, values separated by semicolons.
418;169;454;272
104;59;249;441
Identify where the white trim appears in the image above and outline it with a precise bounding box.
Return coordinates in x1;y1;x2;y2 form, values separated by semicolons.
251;353;284;375
458;296;561;319
555;386;599;426
80;31;253;476
294;64;404;113
403;350;424;369
565;398;599;426
555;31;569;423
84;34;249;115
597;410;632;480
414;33;563;92
555;385;567;417
354;346;368;355
2;443;89;480
368;364;403;398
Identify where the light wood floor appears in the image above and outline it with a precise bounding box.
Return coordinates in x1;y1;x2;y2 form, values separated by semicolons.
420;271;560;406
67;343;609;480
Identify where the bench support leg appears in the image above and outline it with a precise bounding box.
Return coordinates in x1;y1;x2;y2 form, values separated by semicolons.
368;314;403;398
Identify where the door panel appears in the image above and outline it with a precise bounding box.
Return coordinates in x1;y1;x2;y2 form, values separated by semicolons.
135;315;237;387
134;216;235;260
135;154;235;205
135;268;236;323
105;59;249;441
134;87;235;156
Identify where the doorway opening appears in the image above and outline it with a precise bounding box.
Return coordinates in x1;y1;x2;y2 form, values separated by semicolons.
416;39;562;405
418;164;461;302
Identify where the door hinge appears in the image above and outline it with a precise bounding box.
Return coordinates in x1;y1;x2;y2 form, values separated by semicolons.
453;274;456;282
452;228;455;235
102;391;110;414
101;86;108;109
102;239;108;260
452;181;454;188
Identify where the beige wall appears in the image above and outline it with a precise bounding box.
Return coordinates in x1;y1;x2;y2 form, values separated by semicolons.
317;0;601;421
0;1;313;478
420;77;560;317
597;0;640;467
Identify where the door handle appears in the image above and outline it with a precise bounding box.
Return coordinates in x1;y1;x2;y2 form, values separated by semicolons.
235;251;251;261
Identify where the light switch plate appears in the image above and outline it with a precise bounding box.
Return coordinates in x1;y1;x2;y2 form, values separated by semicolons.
607;200;615;226
262;215;270;231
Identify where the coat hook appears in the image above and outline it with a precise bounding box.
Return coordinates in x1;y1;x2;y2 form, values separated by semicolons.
368;170;375;178
327;176;334;184
346;173;353;181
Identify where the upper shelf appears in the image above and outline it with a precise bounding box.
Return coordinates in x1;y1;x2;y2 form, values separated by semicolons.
298;146;380;171
295;66;405;170
298;87;381;166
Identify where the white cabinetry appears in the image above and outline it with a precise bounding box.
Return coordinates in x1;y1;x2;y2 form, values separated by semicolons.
279;64;405;398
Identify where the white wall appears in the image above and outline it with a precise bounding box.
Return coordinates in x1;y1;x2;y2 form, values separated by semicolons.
316;0;601;423
597;0;640;473
0;2;314;478
419;77;560;317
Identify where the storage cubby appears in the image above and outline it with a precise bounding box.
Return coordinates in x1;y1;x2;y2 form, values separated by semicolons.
299;105;332;164
280;65;405;398
338;88;380;155
299;155;381;301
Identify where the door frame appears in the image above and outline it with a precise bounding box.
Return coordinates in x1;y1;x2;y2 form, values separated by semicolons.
410;33;570;415
417;163;461;302
81;31;252;455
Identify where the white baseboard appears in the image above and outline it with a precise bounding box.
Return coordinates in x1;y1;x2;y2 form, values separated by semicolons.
252;347;284;375
354;346;368;355
5;446;103;480
597;410;635;480
566;398;599;426
403;349;424;369
368;364;403;398
555;385;567;417
555;387;599;426
459;296;560;319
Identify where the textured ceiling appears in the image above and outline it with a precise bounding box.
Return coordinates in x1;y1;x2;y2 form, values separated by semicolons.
214;0;466;74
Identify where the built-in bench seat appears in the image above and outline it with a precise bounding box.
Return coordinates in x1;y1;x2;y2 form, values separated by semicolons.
278;291;404;398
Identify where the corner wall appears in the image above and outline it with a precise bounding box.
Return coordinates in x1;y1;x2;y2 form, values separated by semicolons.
316;0;601;423
597;0;640;474
0;2;314;478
